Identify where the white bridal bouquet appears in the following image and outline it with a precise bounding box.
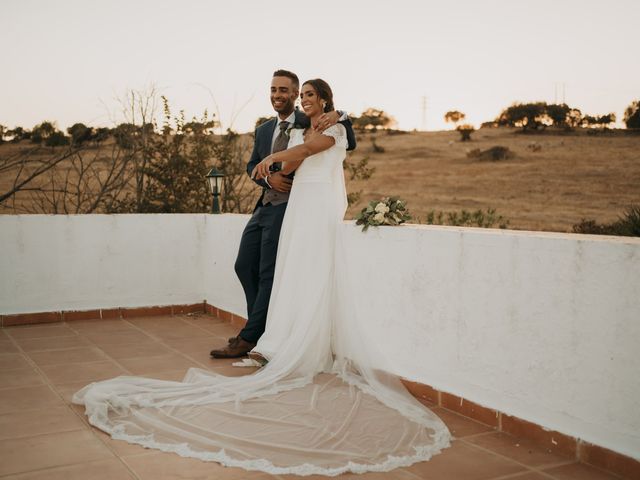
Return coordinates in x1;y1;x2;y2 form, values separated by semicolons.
355;197;412;232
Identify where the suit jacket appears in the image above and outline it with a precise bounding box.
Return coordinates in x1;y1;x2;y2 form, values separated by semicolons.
247;109;357;210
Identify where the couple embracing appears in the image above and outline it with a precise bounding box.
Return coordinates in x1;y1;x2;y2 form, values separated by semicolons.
210;69;356;365
73;70;450;476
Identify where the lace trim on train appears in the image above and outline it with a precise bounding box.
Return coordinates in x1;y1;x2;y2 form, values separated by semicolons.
86;413;449;477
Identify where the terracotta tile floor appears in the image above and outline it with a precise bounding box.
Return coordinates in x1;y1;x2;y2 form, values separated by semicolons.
0;313;622;479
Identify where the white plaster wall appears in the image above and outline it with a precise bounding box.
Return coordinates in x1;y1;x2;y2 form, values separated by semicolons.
338;223;640;461
1;213;639;460
202;214;249;316
0;215;209;313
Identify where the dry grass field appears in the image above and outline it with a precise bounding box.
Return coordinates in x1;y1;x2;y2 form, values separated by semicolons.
344;128;640;232
1;127;639;233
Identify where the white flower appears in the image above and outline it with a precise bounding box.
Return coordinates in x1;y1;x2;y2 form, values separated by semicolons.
374;203;389;214
373;212;385;223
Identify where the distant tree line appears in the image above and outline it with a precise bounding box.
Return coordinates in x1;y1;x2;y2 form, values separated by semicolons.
2;94;638;216
494;102;617;131
0;91;256;214
490;98;639;131
254;107;396;132
438;99;640;141
2;98;639;148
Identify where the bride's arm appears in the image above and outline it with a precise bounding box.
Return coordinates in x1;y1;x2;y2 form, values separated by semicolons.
253;132;335;179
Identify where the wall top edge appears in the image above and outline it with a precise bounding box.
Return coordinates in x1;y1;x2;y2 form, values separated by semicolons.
2;214;639;245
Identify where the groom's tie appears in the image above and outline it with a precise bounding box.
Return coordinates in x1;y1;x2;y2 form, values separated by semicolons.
262;121;291;206
272;121;289;153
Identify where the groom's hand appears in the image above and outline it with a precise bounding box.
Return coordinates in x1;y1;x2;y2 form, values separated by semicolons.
269;172;292;193
316;111;340;131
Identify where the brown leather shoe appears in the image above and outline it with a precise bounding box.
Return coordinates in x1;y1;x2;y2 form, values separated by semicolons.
210;336;256;358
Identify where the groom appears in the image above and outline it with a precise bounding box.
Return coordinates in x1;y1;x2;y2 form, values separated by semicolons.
211;69;356;358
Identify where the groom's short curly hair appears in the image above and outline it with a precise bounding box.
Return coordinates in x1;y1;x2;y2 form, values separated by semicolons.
273;69;299;89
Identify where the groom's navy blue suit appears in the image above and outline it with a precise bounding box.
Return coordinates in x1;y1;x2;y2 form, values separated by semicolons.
235;109;356;343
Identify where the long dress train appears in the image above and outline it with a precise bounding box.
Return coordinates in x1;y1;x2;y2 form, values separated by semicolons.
72;125;450;476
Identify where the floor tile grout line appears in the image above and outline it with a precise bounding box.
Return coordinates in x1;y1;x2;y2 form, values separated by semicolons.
0;324;136;477
0;422;92;443
0;382;47;392
58;314;250;479
113;315;230;373
0;330;71;406
7;314;231;386
534;461;626;480
62;321;150;377
454;430;500;440
2;342;94;354
66;316;215;375
7;346;117;368
394;467;425;480
64;398;143;480
529;458;589;472
118;452;162;480
2;322;139;427
176;311;229;335
46;323;147;480
0;377;133;480
458;437;575;476
141;313;248;372
2;315;632;480
489;468;559;479
0;458;139;480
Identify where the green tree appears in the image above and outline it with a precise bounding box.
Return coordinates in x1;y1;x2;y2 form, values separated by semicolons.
67;123;94;145
113;123;141;149
44;131;70;147
352;108;395;131
496;103;548;131
545;103;571;127
6;126;30;142
444;110;473;140
623;100;640;129
92;127;111;143
456;124;475;141
31;121;56;143
109;96;254;214
444;111;465;125
581;113;616;129
184;117;218;136
566;108;583;128
113;99;211;213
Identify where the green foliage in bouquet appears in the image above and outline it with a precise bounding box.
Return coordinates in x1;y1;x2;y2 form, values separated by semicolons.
355;197;412;232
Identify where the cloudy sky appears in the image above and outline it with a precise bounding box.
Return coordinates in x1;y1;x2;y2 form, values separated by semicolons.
1;0;638;132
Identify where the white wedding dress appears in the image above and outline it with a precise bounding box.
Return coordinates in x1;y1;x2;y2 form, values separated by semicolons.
72;125;450;476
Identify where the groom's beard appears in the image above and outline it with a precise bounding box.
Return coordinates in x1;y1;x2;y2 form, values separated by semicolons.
271;97;295;117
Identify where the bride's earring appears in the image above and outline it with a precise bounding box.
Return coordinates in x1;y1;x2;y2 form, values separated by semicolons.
322;101;327;112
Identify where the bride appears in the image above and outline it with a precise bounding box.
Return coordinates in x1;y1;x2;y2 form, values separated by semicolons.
73;79;450;476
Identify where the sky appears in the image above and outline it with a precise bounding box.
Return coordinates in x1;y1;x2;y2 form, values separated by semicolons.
1;0;639;132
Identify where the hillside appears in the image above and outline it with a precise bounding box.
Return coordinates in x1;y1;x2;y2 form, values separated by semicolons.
344;128;640;232
1;127;639;233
